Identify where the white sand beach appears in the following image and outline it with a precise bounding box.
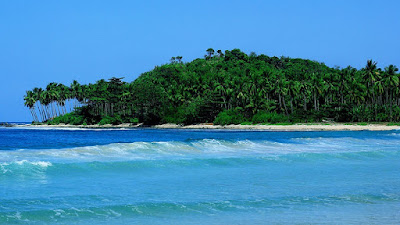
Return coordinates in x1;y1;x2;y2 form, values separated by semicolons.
154;123;400;131
12;123;400;131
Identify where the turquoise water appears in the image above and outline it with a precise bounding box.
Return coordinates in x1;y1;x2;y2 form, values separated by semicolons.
0;128;399;224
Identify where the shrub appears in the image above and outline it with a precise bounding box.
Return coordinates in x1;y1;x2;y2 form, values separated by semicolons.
213;109;246;125
252;111;288;124
163;98;211;125
47;112;78;125
274;122;295;125
163;106;186;124
71;115;84;125
240;121;252;125
387;122;400;126
98;115;122;125
98;116;113;125
129;117;139;124
376;113;388;122
111;115;123;125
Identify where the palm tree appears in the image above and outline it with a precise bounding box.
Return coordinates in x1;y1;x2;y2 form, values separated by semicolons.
206;48;215;58
383;65;399;120
217;50;224;57
288;80;301;114
299;80;310;111
57;83;70;115
24;91;38;122
70;80;81;110
310;72;324;111
32;87;44;122
364;60;378;83
363;60;380;106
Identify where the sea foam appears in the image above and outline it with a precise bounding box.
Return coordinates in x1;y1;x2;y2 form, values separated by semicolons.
0;137;399;165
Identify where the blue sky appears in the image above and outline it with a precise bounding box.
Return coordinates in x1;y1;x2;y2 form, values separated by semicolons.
1;0;399;122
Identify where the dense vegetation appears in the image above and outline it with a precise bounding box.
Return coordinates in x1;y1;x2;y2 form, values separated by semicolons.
24;48;400;125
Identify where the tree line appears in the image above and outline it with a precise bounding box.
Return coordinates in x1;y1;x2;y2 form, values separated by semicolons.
24;48;400;125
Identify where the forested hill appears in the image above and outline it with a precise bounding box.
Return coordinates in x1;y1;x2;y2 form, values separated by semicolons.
24;48;400;125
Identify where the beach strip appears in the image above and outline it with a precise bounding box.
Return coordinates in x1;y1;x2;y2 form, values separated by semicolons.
8;123;400;131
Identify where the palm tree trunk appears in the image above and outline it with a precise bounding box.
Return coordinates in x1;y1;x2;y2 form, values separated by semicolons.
314;92;317;111
282;96;288;115
33;108;39;122
390;89;393;121
290;96;294;114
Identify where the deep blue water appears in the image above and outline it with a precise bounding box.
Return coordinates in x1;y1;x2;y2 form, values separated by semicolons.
0;127;399;224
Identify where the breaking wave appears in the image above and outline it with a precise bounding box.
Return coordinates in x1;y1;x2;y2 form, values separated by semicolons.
0;138;399;176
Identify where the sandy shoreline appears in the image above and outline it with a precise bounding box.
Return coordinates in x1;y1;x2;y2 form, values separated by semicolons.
6;123;400;131
154;123;400;131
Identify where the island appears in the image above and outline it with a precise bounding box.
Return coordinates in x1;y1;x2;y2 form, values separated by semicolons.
23;48;400;129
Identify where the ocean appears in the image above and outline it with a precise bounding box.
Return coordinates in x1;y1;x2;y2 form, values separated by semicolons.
0;127;399;224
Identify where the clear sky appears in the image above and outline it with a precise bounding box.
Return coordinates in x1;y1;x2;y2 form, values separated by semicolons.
1;0;399;122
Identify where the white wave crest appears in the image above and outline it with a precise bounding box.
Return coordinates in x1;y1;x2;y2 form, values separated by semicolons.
0;160;52;175
1;160;52;168
16;160;53;167
0;137;398;164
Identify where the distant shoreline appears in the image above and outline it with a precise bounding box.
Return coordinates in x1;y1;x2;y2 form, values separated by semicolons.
7;123;400;131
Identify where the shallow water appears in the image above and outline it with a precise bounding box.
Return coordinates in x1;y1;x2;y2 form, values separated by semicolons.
0;128;399;224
